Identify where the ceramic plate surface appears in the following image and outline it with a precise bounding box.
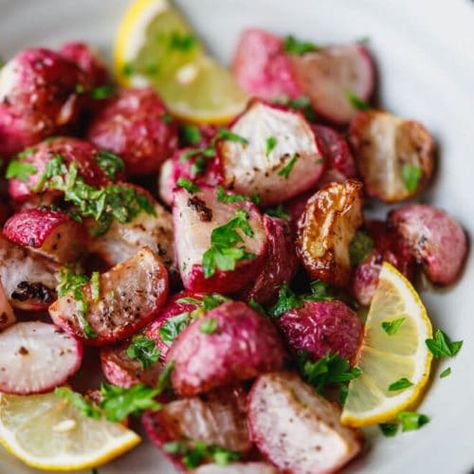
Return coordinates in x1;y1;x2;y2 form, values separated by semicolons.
0;0;473;473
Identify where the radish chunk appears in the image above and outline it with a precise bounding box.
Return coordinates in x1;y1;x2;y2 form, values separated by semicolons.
297;180;364;287
248;372;362;474
195;463;278;474
49;248;169;345
290;44;374;124
0;322;82;395
173;187;267;294
3;208;85;263
388;205;468;286
0;280;16;331
349;110;435;202
278;300;362;362
0;235;58;311
218;101;325;206
167;301;286;396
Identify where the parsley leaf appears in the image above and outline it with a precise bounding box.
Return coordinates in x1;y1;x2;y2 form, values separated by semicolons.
176;177;200;193
283;35;319;55
217;129;249;145
5;160;37;182
94;151;124;180
382;318;406;336
349;231;374;266
308;280;335;301
278;155;299;179
90;85;115;100
265;136;277;156
249;298;268;315
169;31;196;51
425;329;463;358
402;163;422;193
126;335;160;369
388;377;413;392
269;283;303;318
397;411;430;432
202;293;229;311
216;185;260;205
55;387;101;419
346;91;371;111
275;95;316;122
179;124;202;146
90;271;100;303
440;367;451;378
265;204;290;221
159;313;193;346
200;318;218;334
379;423;399;437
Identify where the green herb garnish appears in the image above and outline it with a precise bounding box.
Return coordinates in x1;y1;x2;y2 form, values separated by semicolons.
283;35;319;55
90;272;100;303
349;231;374;266
159;313;192;346
179;124;203;146
176;177;200;193
90;85;115;100
278;155;299;179
265;204;290;221
169;31;196;51
217;129;249;145
216;185;260;205
346;91;371;111
265;136;277;156
402;163;422;193
388;377;413;392
55;387;101;419
126;335;160;369
94;151;124;180
425;329;463;358
397;411;430;432
200;318;218;335
382;318;405;336
5;160;37;182
379;423;398;437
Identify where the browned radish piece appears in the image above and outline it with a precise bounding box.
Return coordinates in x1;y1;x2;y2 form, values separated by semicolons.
232;29;302;101
218;101;325;206
290;44;374;124
240;216;298;305
297;180;363;287
3;208;85;263
167;301;286;396
349;110;435;202
158;158;175;206
0;235;58;310
388;204;468;286
0;280;16;331
100;341;165;388
8;136;111;202
195;463;278;474
0;322;83;394
249;372;362;474
173;187;267;294
88;200;175;271
49;247;169;345
87;87;178;176
278;300;362;362
313;125;357;184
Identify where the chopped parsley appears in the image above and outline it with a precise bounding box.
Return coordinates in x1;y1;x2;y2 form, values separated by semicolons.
5;160;37;182
398;411;430;432
94;150;124;180
217;129;249;145
90;271;100;303
379;423;398;437
216;185;260;205
122;62;134;76
126;335;161;369
169;31;196;51
248;298;268;315
265;136;278;156
346;91;371;111
55;387;101;419
382;318;406;336
179;124;203;146
161;112;173;124
308;280;335;301
202;209;256;278
278;155;299;179
402;163;422;193
176;177;200;193
159;313;193;346
265;204;290;221
425;329;463;358
440;367;452;378
388;377;413;392
275;95;316;122
200;318;218;335
90;85;115;100
349;231;374;266
283;35;319;55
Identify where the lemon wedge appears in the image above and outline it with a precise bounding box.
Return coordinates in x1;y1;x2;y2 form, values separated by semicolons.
114;0;248;123
341;262;433;427
0;391;140;471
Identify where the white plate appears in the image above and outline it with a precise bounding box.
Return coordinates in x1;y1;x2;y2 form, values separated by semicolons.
1;0;473;473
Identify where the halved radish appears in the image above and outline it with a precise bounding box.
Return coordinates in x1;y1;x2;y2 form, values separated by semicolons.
290;44;375;124
158;158;175;207
3;208;85;263
173;186;267;294
248;372;362;474
49;247;169;345
218;101;325;206
195;463;278;474
0;321;83;394
167;301;286;396
0;235;58;311
0;280;16;331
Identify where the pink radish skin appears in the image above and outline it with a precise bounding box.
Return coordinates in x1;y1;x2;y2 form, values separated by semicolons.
290;44;375;124
49;247;169;345
87;87;178;176
278;300;363;362
0;322;83;395
218;101;325;206
167;301;286;396
240;215;298;305
232;28;302;101
248;372;363;474
3;208;85;263
194;464;278;474
173;187;267;294
0;280;16;331
8;137;111;202
388;204;468;286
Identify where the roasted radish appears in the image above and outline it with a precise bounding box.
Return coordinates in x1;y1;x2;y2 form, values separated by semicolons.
248;372;362;474
218;101;325;206
158;158;175;207
388;204;468;286
349;110;435;202
49;247;169;345
297;180;364;287
290;44;374;124
195;463;278;474
0;322;82;394
278;300;362;362
167;301;286;396
3;208;85;263
0;280;16;331
173;186;267;294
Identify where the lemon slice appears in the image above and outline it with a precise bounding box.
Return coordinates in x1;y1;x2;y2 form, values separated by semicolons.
114;0;248;123
0;391;140;471
341;262;433;427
